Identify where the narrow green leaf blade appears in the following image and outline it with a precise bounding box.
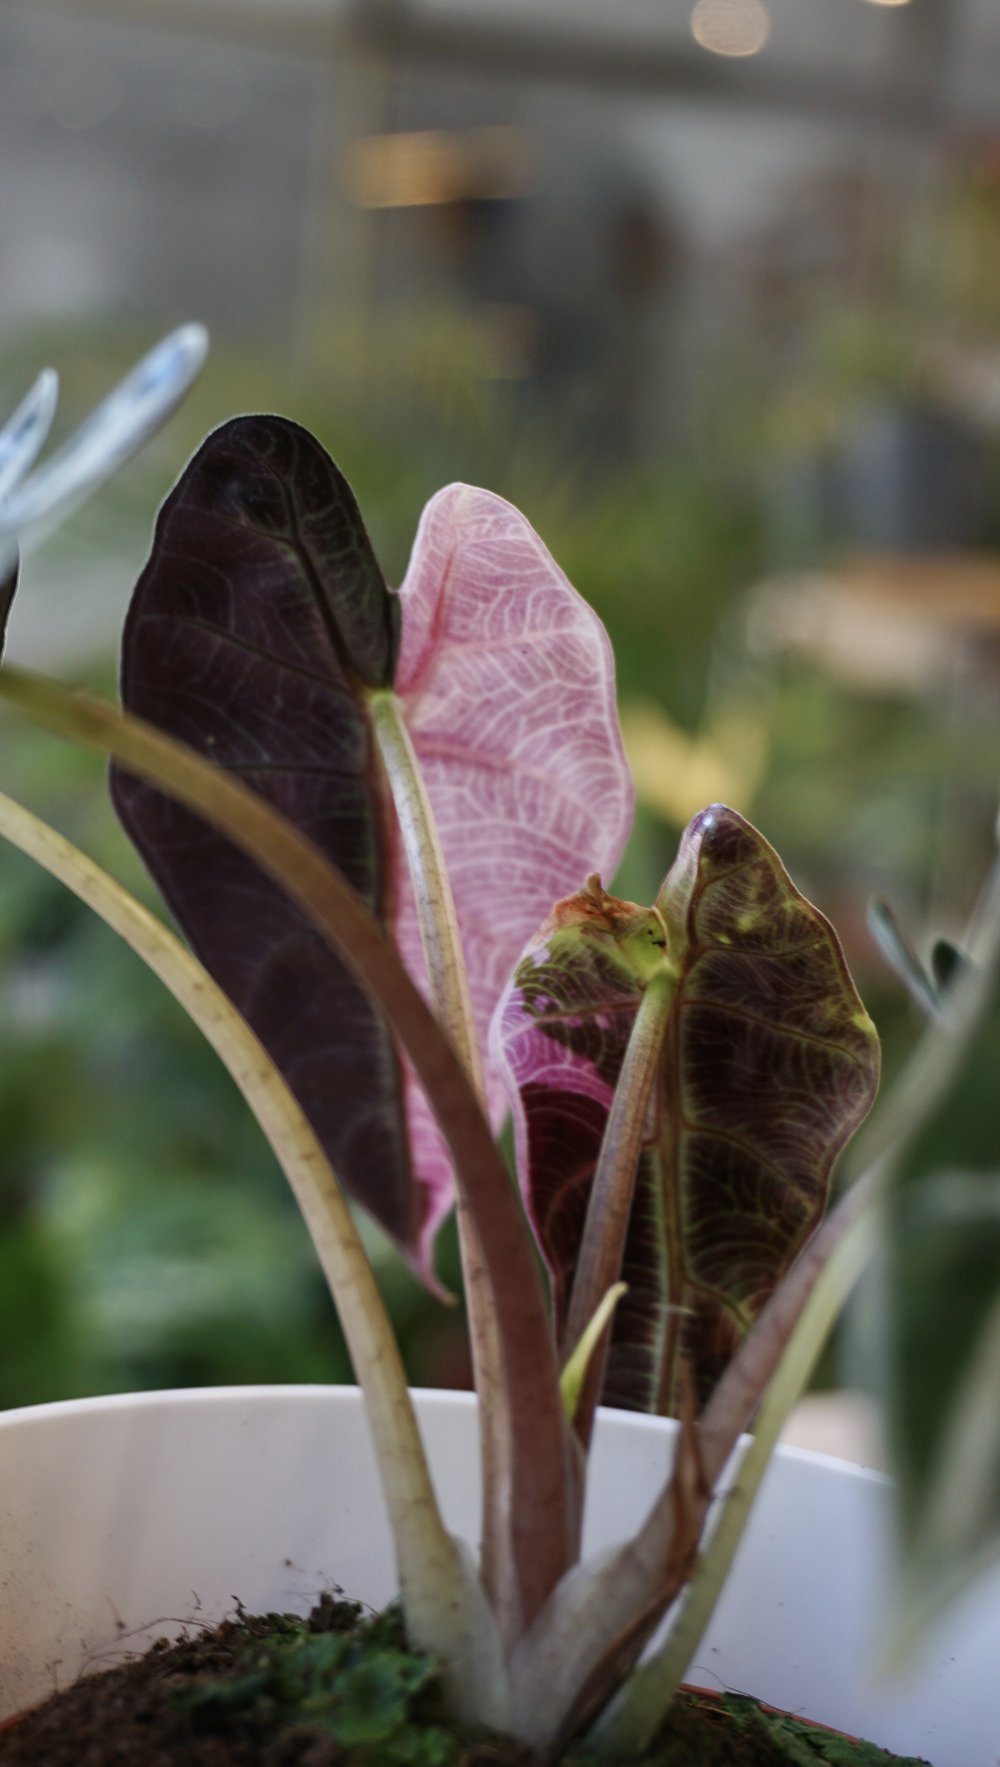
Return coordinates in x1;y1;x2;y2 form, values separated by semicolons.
868;895;942;1020
876;885;1000;1638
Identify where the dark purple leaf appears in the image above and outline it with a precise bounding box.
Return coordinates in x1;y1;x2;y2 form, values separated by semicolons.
493;805;880;1412
111;417;418;1252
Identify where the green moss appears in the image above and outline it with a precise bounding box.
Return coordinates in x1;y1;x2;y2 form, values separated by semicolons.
171;1602;932;1767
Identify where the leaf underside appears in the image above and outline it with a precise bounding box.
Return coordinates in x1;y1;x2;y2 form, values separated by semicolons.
496;805;880;1413
0;328;208;554
111;416;420;1251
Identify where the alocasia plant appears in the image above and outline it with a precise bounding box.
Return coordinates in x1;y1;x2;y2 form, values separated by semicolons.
106;418;632;1270
0;346;995;1760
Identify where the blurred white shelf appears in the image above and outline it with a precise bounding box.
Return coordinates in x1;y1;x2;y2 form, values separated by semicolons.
748;552;1000;694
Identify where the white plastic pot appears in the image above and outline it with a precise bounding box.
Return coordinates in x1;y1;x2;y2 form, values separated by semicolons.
0;1385;995;1764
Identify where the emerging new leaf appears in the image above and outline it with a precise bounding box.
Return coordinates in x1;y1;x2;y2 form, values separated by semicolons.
494;805;880;1412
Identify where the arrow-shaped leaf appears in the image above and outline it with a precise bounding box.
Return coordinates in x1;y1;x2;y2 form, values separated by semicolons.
391;482;634;1248
111;416;418;1251
494;804;880;1411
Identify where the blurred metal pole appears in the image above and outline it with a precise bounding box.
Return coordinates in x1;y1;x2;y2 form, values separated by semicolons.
295;8;397;386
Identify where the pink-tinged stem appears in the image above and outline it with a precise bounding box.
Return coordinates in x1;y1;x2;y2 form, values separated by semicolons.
562;963;673;1449
371;688;552;1633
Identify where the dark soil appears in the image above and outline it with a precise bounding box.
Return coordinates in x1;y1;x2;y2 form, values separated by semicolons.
0;1596;933;1766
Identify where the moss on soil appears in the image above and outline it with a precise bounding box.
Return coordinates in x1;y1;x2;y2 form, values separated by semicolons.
0;1596;933;1766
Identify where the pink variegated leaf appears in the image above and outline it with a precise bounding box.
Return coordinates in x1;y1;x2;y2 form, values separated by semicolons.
394;486;634;1250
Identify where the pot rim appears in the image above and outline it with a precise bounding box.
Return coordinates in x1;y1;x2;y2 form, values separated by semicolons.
0;1382;891;1487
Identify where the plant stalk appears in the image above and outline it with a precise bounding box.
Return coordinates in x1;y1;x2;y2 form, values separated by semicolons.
563;964;673;1448
370;691;483;1087
370;688;531;1631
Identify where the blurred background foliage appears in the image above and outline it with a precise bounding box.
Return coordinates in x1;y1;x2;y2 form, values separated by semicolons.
1;0;1000;1406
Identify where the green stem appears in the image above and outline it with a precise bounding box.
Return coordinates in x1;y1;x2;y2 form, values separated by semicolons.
564;964;673;1447
370;688;523;1627
0;787;508;1726
369;691;483;1087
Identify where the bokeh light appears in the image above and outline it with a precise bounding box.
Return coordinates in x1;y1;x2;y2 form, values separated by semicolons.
690;0;771;58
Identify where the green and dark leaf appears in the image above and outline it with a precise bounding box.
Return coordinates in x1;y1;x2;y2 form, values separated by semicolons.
494;806;880;1413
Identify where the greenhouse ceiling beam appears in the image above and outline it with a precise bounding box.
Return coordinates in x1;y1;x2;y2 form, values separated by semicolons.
349;2;954;137
16;0;958;138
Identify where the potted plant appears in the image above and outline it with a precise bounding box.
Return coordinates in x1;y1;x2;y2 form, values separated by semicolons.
0;333;995;1764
